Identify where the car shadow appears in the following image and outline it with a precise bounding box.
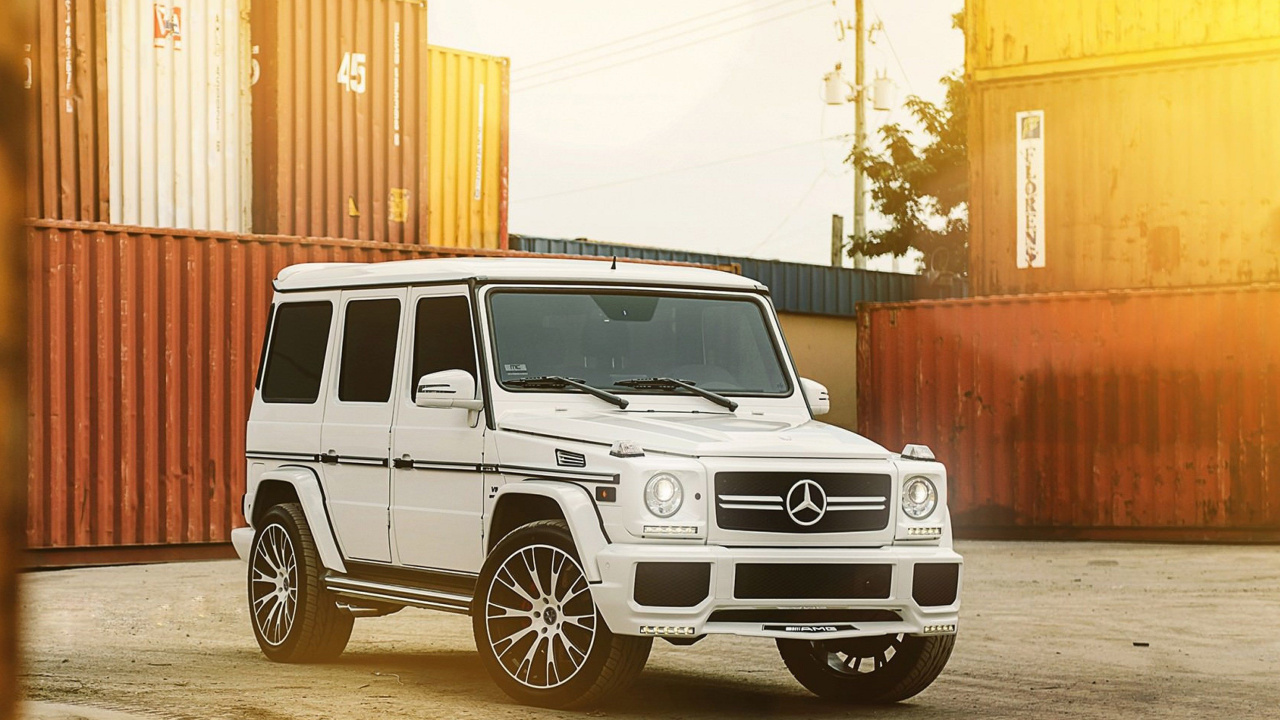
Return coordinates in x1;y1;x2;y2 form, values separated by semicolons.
335;651;944;718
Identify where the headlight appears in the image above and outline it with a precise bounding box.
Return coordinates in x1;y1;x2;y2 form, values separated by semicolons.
644;473;684;518
902;476;938;519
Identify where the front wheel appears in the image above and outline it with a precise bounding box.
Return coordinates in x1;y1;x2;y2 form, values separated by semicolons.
473;520;652;709
777;633;956;704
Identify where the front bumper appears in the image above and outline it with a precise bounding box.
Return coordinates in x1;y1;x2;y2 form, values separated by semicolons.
591;543;961;641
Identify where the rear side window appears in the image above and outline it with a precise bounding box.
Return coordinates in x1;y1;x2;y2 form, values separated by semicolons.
411;296;478;400
338;298;403;403
261;302;334;404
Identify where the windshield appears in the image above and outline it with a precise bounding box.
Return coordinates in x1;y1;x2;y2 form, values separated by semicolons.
489;290;792;396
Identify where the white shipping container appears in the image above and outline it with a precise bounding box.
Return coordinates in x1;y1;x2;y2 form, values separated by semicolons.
107;0;251;231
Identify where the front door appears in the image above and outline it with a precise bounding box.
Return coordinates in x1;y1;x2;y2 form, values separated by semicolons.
390;288;487;572
319;289;407;563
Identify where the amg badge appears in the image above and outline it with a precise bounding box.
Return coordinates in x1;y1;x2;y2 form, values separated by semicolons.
763;624;856;633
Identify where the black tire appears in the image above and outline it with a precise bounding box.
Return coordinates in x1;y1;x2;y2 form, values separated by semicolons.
473;520;651;709
777;633;955;704
248;503;354;663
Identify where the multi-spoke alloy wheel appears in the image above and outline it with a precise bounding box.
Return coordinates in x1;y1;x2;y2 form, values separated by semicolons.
251;523;298;646
777;632;956;704
247;503;353;663
486;543;597;688
474;520;652;709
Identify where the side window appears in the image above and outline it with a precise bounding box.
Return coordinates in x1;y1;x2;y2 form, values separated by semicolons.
412;296;478;400
261;301;333;404
338;298;403;403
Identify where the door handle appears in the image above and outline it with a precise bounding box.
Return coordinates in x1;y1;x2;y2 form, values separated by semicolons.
391;456;414;469
319;451;339;465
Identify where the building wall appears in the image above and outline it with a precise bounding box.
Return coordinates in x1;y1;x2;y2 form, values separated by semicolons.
777;312;858;432
967;0;1280;295
857;284;1280;541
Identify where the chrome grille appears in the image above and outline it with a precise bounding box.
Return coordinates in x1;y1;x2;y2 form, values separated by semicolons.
714;472;891;533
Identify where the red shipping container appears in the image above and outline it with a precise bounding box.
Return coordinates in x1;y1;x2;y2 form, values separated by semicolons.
857;285;1280;542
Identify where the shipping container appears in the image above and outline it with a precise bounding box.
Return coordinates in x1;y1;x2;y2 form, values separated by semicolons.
511;235;960;316
427;45;509;250
24;0;110;222
107;0;252;231
966;1;1280;296
966;0;1280;81
969;53;1280;296
2;1;32;705
856;284;1280;542
25;219;539;567
251;0;430;244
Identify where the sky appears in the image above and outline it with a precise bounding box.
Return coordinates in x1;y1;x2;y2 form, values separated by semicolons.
427;0;964;271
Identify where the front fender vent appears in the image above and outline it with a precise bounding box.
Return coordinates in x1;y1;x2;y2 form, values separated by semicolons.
555;449;586;468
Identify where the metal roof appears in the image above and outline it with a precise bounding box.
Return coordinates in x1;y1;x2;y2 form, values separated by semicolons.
272;256;766;292
510;236;962;316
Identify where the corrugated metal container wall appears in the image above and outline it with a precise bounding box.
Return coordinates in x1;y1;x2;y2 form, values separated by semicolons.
967;0;1280;77
107;0;252;232
966;0;1280;296
510;235;954;316
427;45;509;250
24;0;110;222
25;219;531;566
856;285;1280;542
968;54;1280;295
251;0;431;244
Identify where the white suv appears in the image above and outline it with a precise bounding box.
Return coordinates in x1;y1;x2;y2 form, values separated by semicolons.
232;258;961;708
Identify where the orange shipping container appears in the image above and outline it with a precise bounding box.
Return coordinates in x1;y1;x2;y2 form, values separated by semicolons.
252;0;430;244
24;0;110;222
856;284;1280;542
25;220;531;566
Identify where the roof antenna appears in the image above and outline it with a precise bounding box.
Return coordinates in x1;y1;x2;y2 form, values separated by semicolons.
610;255;617;270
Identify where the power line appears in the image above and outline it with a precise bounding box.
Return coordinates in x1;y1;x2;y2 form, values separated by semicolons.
515;1;828;93
510;134;850;204
516;0;807;77
867;0;915;95
744;168;826;255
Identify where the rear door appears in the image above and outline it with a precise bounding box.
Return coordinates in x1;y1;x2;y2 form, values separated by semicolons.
319;288;407;563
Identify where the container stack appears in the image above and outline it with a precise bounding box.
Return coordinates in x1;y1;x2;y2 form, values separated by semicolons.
856;0;1280;542
22;0;513;566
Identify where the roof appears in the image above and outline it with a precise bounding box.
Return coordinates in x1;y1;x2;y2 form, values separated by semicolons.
273;257;767;292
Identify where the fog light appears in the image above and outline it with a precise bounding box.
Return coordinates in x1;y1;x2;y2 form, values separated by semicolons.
643;524;699;536
639;625;696;636
921;623;957;635
907;526;943;537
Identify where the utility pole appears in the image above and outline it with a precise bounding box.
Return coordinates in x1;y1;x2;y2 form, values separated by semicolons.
852;0;867;269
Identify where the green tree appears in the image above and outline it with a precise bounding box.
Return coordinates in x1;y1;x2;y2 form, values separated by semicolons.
848;70;968;279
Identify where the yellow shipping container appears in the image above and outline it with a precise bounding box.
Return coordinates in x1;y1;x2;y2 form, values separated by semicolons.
428;45;509;250
967;0;1280;81
967;0;1280;295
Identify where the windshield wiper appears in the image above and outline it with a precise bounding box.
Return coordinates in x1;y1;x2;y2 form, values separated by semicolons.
614;377;739;411
505;376;629;409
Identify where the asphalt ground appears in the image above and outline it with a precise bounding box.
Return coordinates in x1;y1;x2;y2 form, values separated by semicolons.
18;540;1280;719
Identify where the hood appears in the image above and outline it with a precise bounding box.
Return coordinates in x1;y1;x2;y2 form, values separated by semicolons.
497;409;893;459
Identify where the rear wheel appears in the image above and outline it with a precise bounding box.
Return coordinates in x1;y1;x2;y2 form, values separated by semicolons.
248;503;353;662
473;520;651;709
777;633;955;703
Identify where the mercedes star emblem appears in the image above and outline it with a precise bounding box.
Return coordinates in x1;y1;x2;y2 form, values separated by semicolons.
785;479;827;526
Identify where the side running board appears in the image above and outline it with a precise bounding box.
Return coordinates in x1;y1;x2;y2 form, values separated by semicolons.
325;575;473;615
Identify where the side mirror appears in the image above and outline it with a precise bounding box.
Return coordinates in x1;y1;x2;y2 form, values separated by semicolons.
415;370;484;414
800;378;830;416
